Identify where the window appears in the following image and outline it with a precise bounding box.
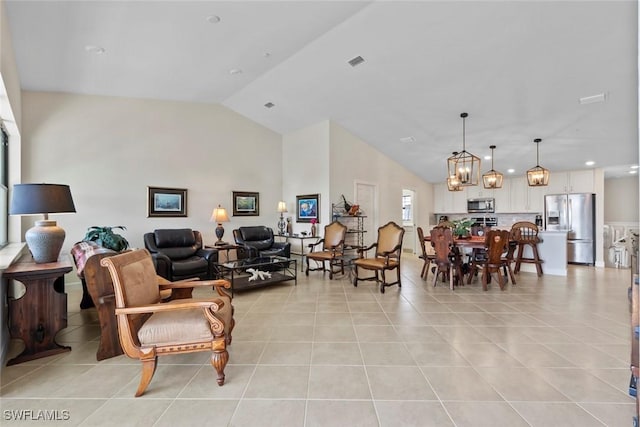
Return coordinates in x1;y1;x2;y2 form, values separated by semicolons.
0;125;8;247
402;194;412;222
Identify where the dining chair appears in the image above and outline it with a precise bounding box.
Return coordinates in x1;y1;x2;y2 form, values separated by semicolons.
416;226;436;281
481;229;511;291
429;226;464;290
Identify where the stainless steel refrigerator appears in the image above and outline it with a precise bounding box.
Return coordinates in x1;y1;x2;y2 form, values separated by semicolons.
544;193;596;265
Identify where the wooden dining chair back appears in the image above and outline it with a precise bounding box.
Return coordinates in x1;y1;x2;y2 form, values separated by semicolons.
353;221;405;293
430;226;463;290
481;229;511;291
100;249;234;397
306;220;347;279
511;221;543;276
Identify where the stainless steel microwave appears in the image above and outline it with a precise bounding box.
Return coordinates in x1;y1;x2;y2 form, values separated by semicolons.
467;198;495;213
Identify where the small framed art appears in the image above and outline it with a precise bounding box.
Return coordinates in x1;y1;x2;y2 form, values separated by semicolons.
232;191;260;216
296;194;320;223
148;187;187;217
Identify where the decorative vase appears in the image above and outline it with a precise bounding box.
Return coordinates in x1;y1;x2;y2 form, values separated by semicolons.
311;224;317;237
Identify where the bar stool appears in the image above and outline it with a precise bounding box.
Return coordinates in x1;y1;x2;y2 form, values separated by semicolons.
511;221;543;277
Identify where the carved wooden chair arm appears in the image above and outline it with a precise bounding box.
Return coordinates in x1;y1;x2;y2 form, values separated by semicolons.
115;298;225;316
356;243;377;257
308;239;326;252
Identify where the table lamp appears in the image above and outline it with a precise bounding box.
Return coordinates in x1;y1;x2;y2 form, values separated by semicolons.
277;201;287;235
10;183;76;263
210;205;230;245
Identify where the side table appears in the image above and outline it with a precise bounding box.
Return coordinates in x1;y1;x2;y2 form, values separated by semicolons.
3;253;73;365
275;234;320;272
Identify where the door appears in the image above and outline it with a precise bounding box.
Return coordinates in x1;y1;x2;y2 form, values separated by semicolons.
355;182;377;247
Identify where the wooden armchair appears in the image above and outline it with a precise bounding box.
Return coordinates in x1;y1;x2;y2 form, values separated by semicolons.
306;221;347;279
353;221;405;293
100;249;234;397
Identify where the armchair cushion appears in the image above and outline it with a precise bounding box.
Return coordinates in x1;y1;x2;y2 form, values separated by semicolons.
233;226;291;258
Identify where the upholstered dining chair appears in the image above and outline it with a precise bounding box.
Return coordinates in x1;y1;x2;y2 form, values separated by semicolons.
416;226;436;281
100;249;234;397
353;221;405;293
306;220;347;279
430;226;464;290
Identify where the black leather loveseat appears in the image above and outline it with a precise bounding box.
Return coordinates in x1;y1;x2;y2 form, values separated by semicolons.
233;226;291;259
143;229;218;281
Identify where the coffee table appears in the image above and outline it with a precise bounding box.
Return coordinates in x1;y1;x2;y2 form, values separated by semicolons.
216;256;297;295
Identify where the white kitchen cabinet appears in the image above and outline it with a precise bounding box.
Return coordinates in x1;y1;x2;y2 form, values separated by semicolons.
545;170;595;194
466;186;494;199
493;180;510;213
509;176;528;212
528;185;545;213
433;182;468;214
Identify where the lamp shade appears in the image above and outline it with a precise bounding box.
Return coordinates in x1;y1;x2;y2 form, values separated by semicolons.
10;184;76;216
210;205;230;223
277;201;288;213
9;183;76;263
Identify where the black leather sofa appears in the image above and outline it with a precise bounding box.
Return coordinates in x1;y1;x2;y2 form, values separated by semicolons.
143;229;218;281
233;226;291;258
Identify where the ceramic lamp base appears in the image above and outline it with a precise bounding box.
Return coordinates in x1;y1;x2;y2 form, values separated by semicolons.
25;220;65;263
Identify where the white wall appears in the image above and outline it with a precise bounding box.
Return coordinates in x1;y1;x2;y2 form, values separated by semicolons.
282;120;330;234
328;121;432;250
604;176;640;222
20;91;283;253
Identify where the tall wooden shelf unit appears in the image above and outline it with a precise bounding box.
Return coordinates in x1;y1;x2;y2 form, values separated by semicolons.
332;203;366;249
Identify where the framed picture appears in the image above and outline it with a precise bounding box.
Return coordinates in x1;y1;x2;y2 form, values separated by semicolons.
147;186;187;217
232;191;260;216
296;194;320;223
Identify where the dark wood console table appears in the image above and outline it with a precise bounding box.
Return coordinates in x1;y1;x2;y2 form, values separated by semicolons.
3;253;73;365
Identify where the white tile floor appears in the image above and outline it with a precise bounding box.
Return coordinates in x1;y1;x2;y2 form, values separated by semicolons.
1;254;637;426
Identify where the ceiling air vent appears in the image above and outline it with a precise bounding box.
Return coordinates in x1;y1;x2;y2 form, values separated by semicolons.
264;102;275;108
399;136;416;143
348;56;365;67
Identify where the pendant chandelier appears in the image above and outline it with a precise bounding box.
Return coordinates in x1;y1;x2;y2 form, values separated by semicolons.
482;145;504;189
446;152;463;192
447;112;480;190
527;138;550;186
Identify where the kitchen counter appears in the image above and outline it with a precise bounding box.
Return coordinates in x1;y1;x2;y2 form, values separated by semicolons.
518;230;568;276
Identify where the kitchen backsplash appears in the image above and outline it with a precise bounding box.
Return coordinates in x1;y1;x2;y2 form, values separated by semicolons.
433;213;539;230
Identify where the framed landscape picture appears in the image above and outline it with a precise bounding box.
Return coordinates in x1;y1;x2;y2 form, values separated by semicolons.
232;191;260;216
148;186;187;217
296;194;320;223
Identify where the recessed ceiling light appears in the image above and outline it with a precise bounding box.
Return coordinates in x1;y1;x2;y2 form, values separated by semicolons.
264;102;275;109
631;165;639;169
630;170;638;174
229;68;242;75
507;169;515;174
484;155;492;160
585;161;595;166
579;93;606;105
206;15;221;24
348;56;365;67
399;136;415;143
84;45;105;54
263;52;271;58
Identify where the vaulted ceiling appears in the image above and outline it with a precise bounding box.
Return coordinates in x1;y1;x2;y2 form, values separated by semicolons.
5;1;638;181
